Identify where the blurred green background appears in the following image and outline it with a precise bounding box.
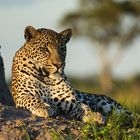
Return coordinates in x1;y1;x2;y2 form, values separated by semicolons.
61;0;140;113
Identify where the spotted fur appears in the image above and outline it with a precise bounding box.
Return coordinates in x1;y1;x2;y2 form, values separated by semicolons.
12;26;104;124
12;26;131;125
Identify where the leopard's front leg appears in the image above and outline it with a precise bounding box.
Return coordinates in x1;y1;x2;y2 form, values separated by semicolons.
14;94;55;118
80;103;105;125
54;96;105;125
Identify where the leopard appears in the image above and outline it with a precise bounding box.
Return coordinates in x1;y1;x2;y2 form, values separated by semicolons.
12;26;131;125
12;26;104;124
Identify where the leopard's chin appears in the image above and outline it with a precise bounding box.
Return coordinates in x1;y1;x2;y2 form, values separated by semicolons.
49;72;62;79
54;72;62;78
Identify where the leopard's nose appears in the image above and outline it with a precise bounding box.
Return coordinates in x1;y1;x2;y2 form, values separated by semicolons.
53;62;62;68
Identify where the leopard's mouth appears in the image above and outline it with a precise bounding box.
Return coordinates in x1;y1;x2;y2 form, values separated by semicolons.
52;65;63;74
53;68;63;77
48;71;62;79
42;65;63;79
50;66;64;79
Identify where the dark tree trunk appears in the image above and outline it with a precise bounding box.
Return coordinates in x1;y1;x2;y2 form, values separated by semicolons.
0;53;15;106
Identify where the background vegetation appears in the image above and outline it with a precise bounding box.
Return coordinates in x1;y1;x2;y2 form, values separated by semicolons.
60;0;140;113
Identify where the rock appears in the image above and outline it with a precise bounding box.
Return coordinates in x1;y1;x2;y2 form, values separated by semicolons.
0;105;84;140
0;50;15;106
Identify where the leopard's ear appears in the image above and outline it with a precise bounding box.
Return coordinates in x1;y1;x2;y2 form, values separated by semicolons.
60;28;72;43
24;26;39;42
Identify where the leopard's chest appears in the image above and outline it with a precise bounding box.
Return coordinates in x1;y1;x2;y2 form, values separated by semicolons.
49;86;72;99
46;81;75;107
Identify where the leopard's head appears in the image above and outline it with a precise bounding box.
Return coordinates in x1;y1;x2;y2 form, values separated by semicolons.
24;26;72;78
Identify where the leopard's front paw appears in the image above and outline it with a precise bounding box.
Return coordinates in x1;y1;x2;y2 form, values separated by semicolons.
31;107;49;118
82;111;106;125
31;104;56;118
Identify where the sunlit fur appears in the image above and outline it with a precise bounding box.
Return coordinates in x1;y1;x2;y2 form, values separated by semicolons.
12;26;131;125
12;26;104;124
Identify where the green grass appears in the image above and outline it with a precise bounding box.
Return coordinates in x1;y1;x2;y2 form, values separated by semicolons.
21;126;31;140
81;113;140;140
47;116;140;140
50;128;64;140
68;78;140;139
